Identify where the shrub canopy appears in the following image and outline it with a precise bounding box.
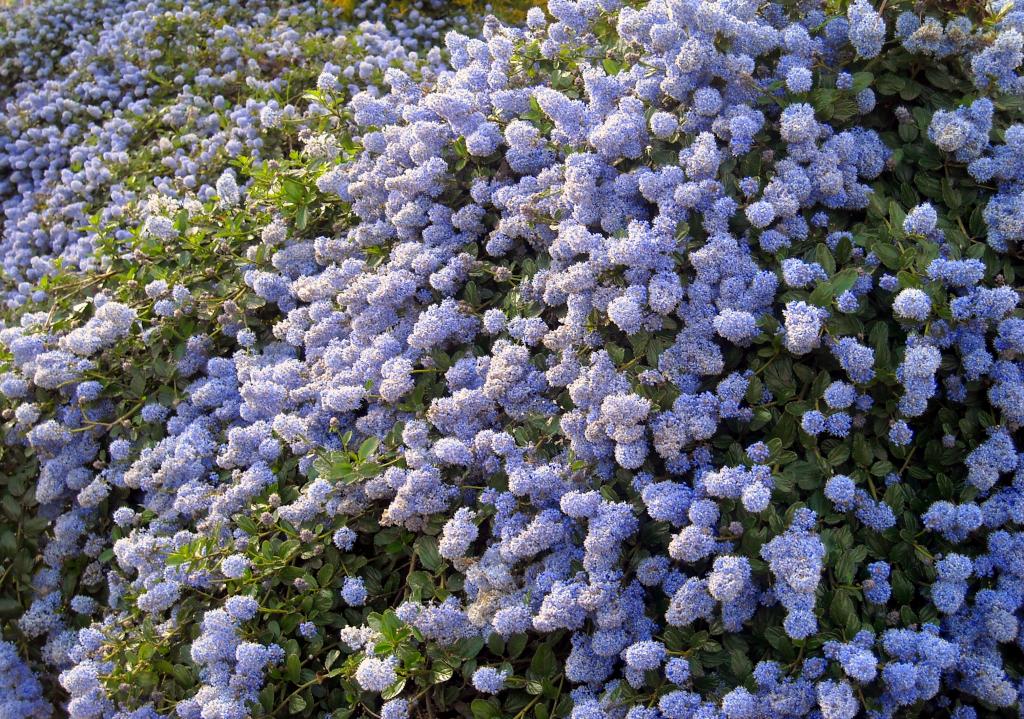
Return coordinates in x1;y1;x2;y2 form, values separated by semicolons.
1;1;1024;718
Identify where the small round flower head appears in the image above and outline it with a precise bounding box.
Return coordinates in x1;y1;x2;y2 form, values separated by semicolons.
879;274;899;291
665;657;690;686
708;556;751;602
341;577;367;606
225;595;259;621
355;655;398;693
784;609;818;640
738;177;759;197
746;201;775;228
70;595;96;615
848;0;886;58
817;679;859;719
381;699;409;719
783;301;827;355
299;621;318;639
786;66;813;93
636;556;670;586
526;6;546;29
746;441;770;463
112;507;136;527
140;402;169;423
856;88;876;113
722;687;756;719
802;410;826;435
936;553;973;581
560;491;602;519
864;562;892;604
221;554;250;579
825;475;857;511
482;309;506;334
889;420;913;446
333;527;357;550
216;169;240;208
714;309;759;345
650;112;679;139
145;279;168;298
903;203;937;235
109;438;131;462
836;72;854;90
741;482;771;513
688;499;720;527
236;328;256;347
471;667;508;694
77;381;102;401
693;87;723;115
836;291;859;313
803;657;827;680
780;103;821;143
825;412;852;437
824;382;856;409
893;288;931;321
622;640;666;671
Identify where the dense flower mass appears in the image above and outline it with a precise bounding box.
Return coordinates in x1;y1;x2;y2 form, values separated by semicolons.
1;0;1024;718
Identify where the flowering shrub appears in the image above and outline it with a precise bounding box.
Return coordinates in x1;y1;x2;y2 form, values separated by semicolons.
2;0;1024;718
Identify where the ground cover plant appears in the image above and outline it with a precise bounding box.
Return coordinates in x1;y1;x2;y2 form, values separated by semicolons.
1;0;1024;717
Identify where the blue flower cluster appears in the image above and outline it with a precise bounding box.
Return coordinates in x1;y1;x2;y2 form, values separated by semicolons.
2;0;1024;717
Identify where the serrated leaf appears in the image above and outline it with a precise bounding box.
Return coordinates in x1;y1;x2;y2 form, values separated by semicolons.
414;535;444;573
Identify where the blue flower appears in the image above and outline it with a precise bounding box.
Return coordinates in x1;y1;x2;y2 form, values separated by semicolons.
341;577;368;606
847;0;886;58
893;288;931;321
471;667;508;694
888;420;914;446
903;203;938;235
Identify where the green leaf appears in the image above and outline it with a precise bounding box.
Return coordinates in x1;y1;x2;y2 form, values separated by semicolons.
924;65;954;90
415;536;444;572
876;74;906;95
487;633;505;656
853;434;873;467
455;635;486;660
941;178;962;209
508;633;529;658
285;653;301;682
852;71;874;91
829;589;856;626
235;515;259;535
382;678;407;700
288;695;307;714
357;436;379;460
809;281;835;306
0;598;22;618
729;643;752;676
764;626;794;658
827;444;850;467
869;320;891;370
831;268;859;294
283;178;305;203
529;644;556;676
472;699;502;719
872;244;897;272
815;244;836;275
888;201;906;237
